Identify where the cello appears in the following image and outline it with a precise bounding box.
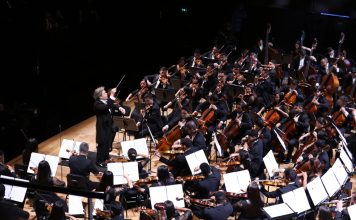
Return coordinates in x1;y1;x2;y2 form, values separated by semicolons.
300;38;318;83
157;124;182;151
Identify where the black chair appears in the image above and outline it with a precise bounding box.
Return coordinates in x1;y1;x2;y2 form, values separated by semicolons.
120;189;147;218
66;174;87;190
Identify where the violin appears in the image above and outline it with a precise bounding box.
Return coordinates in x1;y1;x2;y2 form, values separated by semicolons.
178;175;205;182
225;192;248;200
96;209;114;219
135;176;159;184
213;160;241;167
105;156;129;163
189;198;216;208
258;179;288;187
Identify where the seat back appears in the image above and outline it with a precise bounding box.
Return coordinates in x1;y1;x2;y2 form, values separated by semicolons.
66;174;87;190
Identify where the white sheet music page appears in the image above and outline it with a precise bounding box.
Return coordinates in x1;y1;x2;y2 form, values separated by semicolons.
149;186;168;209
347;204;356;220
185;149;209;175
282;187;310;213
68;195;85;215
213;132;223;157
120;140;135;157
236;169;251;192
107;162;126;185
263;203;294;218
274;129;287;151
27;152;46;174
8;178;29;203
321;168;341;197
331;158;348;186
58;139;82;159
123;162;139;182
92;197;104;216
263;150;279;177
306;176;328;206
224;172;241;194
44;154;60;177
340;148;354;173
133;138;149;157
166;184;185;208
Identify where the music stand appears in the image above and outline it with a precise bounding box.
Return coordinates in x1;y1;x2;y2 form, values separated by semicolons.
113;116;139;141
242;72;255;84
170;78;189;91
145;121;157;171
154;88;175;103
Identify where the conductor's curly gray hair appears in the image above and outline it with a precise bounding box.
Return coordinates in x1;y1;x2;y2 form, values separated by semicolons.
93;86;105;100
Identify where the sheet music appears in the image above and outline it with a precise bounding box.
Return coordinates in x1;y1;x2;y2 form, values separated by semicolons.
340;148;354;173
92;197;104;216
263;203;294;218
27;152;60;176
224;170;250;194
107;162;139;185
149;184;185;208
347;204;356;220
185;149;209;175
121;138;148;158
1;175;28;203
263;150;279;177
149;186;168;209
68;195;85;215
58;139;82;159
321;168;341;197
332;123;348;146
165;184;185;208
213;132;223;157
306;176;328;206
331;158;348;186
282;187;310;213
273;129;287;151
342;141;354;160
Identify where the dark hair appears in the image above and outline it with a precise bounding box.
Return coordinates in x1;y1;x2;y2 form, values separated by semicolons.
36;160;52;185
318;206;333;220
247;182;264;209
215;191;226;204
79;142;89;153
209;94;219;103
0;183;5;199
97;171;114;192
180;138;193;149
128;148;137;160
200;163;211;177
157;165;171;185
184;120;197;131
48;200;66;220
285;168;297;182
104;186;117;204
109;201;123;216
164;200;176;219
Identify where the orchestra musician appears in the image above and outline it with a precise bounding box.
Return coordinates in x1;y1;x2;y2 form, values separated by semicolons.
259;168;299;203
0;150;17;178
144;66;169;90
202;191;233;220
183;118;207;152
68;142;101;190
127;148;150;179
156;137;200;177
0;183;30;220
135;94;164;139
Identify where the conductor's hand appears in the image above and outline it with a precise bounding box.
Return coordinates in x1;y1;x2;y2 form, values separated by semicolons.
111;88;117;95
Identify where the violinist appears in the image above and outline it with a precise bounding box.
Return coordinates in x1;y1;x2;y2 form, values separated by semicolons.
31;160;65;187
0;183;30;220
144;66;169;90
127;148;150;179
69;142;101;190
135;94;164;139
125;79;150;103
188;49;204;68
190;163;221;200
171;57;191;81
259;168;300;203
202;45;220;60
203;191;233;220
240;52;261;75
156;138;199;178
200;64;218;96
234;182;265;220
189;76;204;111
0;150;17;178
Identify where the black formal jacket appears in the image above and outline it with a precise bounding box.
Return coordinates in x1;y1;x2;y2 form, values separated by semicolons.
203;202;234;220
94;98;116;144
69;155;99;184
0;200;29;220
195;166;221;199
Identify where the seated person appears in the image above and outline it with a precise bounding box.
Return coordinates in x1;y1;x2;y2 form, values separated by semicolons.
69;142;101;190
0;150;17;178
155;200;192;220
203;191;233;220
127;148;149;179
0;183;29;220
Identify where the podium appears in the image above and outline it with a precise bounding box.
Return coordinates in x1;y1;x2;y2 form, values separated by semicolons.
113;116;139;141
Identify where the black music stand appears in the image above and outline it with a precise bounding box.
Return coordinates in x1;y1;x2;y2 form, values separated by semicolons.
170;78;189;91
113;116;139;141
154;88;175;103
242;72;255;84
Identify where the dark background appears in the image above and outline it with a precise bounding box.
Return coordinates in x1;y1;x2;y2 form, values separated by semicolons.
1;0;355;161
